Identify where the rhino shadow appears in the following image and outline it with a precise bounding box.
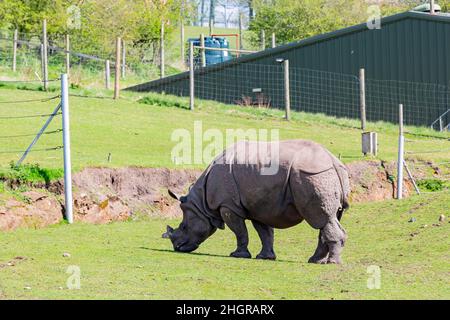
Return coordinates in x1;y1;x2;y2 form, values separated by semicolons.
140;247;298;263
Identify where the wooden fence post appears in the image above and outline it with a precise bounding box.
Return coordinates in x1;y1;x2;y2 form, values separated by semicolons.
200;33;206;67
238;13;243;50
105;59;110;90
359;68;367;131
42;19;49;91
114;37;121;99
261;30;266;51
65;34;70;78
121;39;126;79
180;22;185;68
271;33;276;48
284;59;291;121
12;29;18;72
160;21;165;78
189;41;194;111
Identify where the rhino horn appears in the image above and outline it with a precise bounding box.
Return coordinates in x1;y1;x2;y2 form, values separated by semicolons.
168;189;181;201
168;189;187;203
162;225;174;239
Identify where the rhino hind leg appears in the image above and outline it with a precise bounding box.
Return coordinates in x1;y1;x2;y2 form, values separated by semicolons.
308;230;329;264
251;220;276;260
321;218;347;264
220;208;251;259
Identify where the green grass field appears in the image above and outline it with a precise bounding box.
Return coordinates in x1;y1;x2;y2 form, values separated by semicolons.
0;85;449;300
0;193;448;299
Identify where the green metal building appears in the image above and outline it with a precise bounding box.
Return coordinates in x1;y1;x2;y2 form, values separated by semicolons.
126;11;450;127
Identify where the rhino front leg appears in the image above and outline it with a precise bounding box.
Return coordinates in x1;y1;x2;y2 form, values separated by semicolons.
220;208;251;259
251;220;276;260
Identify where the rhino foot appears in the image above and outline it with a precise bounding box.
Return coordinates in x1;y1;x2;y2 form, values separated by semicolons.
230;249;252;259
326;257;342;264
308;256;329;264
256;251;276;260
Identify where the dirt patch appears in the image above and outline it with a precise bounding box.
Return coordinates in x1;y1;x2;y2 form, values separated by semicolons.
0;161;445;231
347;160;415;202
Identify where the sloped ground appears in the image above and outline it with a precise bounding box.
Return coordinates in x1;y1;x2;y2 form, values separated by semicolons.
1;160;448;231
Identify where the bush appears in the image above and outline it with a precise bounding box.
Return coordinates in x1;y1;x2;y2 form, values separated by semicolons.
417;179;445;192
0;162;63;184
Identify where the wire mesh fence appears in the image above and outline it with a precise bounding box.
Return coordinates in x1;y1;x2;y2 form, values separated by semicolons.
0;89;63;166
0;29;157;90
137;55;450;128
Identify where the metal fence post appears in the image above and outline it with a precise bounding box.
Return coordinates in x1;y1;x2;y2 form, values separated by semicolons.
61;74;73;223
359;68;366;131
189;41;195;111
284;59;291;121
271;33;276;48
397;104;404;200
12;29;18;72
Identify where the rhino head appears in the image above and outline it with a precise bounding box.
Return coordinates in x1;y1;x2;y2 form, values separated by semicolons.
162;189;217;253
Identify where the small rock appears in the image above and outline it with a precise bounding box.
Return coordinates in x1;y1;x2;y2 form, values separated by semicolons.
408;217;416;223
421;224;428;229
24;286;31;290
62;252;71;258
439;214;445;222
58;287;64;290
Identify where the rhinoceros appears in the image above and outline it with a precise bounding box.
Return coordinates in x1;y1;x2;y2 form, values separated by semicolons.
163;139;350;264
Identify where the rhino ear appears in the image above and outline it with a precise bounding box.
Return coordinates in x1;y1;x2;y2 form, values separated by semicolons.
162;225;174;239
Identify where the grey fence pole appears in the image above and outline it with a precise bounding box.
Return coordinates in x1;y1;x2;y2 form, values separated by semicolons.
271;33;276;48
65;34;70;79
359;68;366;131
397;104;404;200
121;39;126;79
284;59;291;121
114;37;121;99
189;41;195;111
200;33;206;67
160;21;165;78
16;103;62;167
61;74;73;223
12;29;18;72
42;19;49;91
403;160;420;195
105;59;110;89
431;0;435;14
